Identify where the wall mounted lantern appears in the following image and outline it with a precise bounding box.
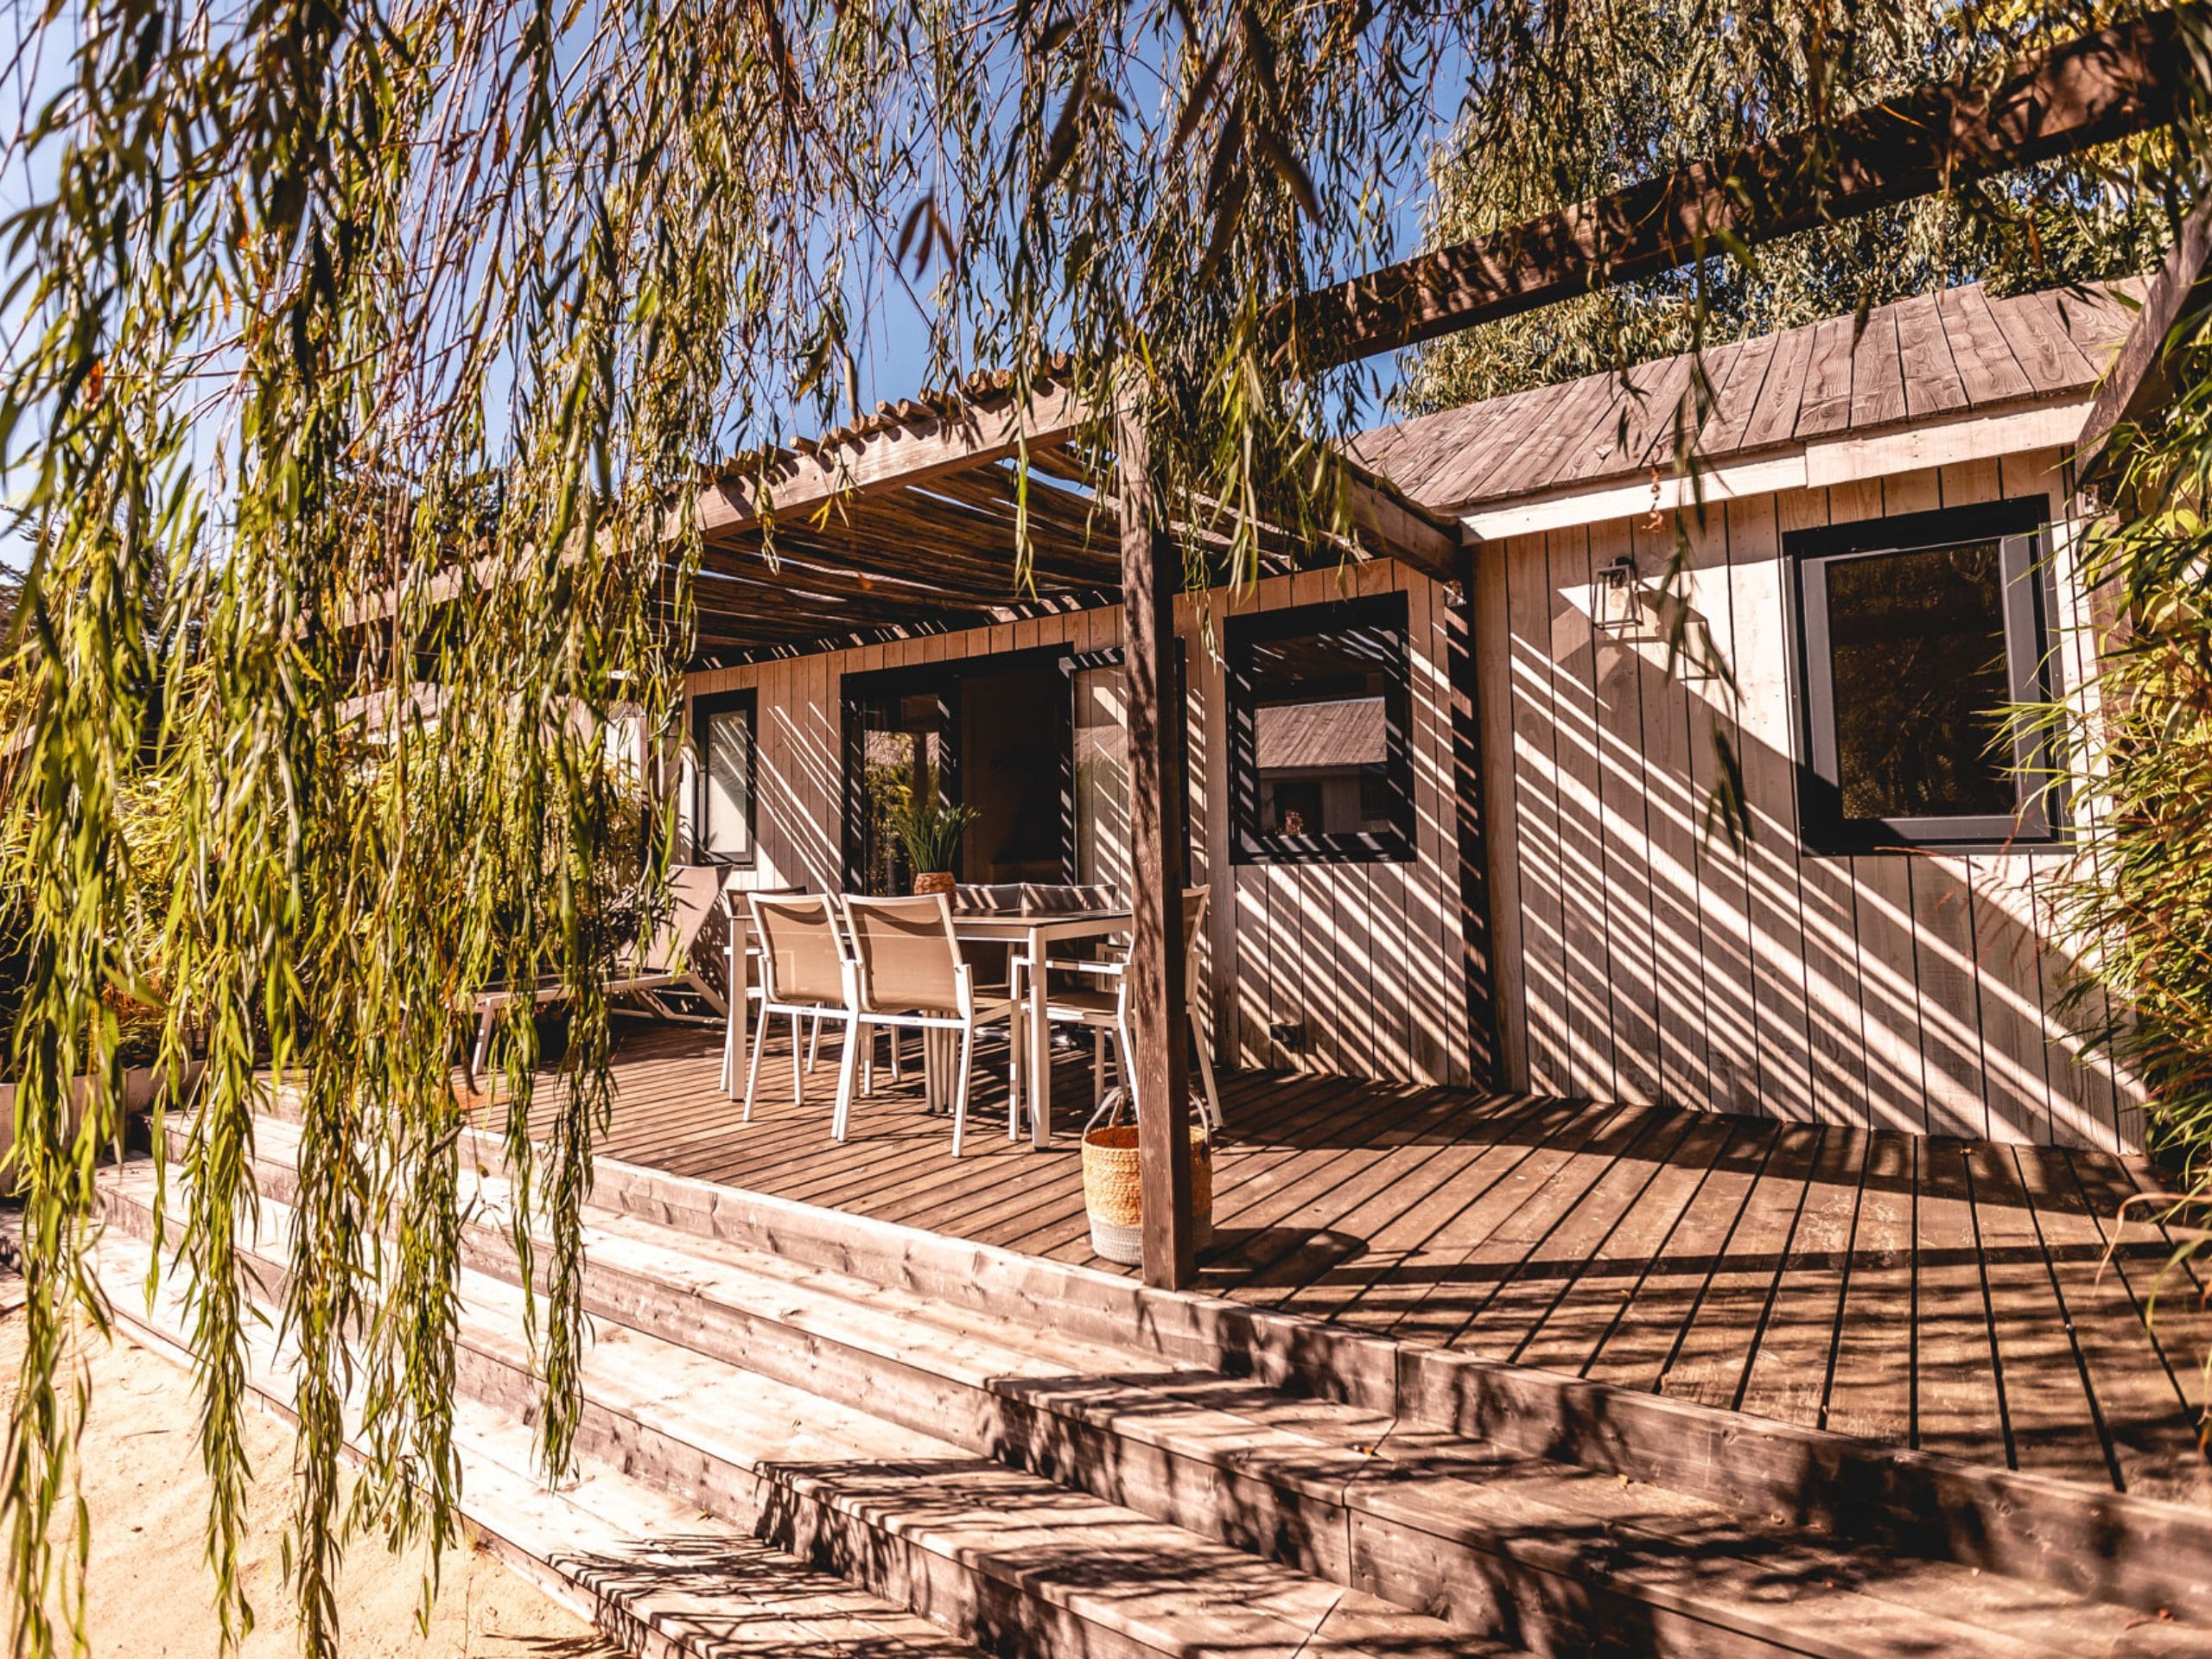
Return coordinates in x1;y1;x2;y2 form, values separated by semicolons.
1592;553;1641;634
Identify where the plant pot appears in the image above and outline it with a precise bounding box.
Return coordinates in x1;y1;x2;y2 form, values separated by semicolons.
1080;1088;1214;1265
912;870;957;897
0;1059;207;1198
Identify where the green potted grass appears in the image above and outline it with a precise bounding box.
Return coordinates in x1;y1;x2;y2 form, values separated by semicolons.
893;796;978;896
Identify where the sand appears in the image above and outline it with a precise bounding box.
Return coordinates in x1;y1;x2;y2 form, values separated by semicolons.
0;1297;619;1658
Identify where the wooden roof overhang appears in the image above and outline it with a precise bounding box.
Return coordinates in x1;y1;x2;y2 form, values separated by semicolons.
669;373;1464;666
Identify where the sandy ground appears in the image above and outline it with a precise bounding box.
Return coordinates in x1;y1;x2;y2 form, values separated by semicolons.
0;1290;620;1658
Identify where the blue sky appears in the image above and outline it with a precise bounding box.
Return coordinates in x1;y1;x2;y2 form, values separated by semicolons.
0;13;1465;495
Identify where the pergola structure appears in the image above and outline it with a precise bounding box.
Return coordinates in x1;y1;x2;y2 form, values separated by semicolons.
673;368;1459;662
660;374;1467;1289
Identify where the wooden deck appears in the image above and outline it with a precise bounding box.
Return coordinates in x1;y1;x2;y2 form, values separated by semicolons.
533;1020;2212;1505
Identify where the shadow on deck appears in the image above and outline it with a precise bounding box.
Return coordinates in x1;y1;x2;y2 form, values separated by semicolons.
509;1019;2212;1505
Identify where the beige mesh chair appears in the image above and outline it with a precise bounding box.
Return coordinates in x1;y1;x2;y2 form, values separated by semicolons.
720;884;847;1101
1019;885;1223;1132
743;893;855;1122
836;893;1020;1155
467;863;728;1090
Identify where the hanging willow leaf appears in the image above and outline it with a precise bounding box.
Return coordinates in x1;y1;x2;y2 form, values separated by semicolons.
1251;124;1319;222
0;6;2194;1659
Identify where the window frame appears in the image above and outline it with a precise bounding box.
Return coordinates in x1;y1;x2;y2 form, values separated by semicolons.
1787;495;2061;856
1225;591;1416;866
691;687;760;868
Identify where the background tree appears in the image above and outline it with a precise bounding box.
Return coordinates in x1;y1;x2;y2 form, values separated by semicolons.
1400;1;2181;410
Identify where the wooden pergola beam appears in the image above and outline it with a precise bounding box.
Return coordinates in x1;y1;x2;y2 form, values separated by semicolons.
1336;459;1465;582
1269;10;2190;371
2078;193;2212;479
698;384;1090;540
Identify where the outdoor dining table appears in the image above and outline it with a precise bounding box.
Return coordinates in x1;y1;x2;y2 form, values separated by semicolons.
721;893;1131;1148
947;904;1131;1148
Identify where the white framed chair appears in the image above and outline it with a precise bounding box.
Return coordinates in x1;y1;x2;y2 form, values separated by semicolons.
1018;886;1223;1133
836;893;1022;1155
469;863;729;1092
721;883;862;1103
742;893;857;1123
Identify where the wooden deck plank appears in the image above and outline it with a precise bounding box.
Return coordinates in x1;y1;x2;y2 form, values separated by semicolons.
1208;1094;1541;1296
510;1023;2205;1499
1914;1138;2012;1461
1734;1127;1870;1429
1361;1102;1644;1341
1456;1105;1707;1361
1293;1098;1612;1330
1416;1104;1688;1351
1006;1076;1431;1259
2012;1144;2210;1504
1513;1115;1738;1376
1963;1139;2115;1485
1580;1121;1779;1391
1821;1131;1919;1444
1656;1122;1823;1411
1268;1096;1590;1324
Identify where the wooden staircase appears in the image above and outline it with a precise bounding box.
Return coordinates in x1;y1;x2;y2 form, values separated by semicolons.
91;1108;2212;1659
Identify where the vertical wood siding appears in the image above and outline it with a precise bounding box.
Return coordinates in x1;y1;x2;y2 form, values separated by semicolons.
1476;448;2149;1152
684;562;1476;1090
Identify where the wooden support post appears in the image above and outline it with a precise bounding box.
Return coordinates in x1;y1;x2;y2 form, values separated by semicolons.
1115;398;1197;1290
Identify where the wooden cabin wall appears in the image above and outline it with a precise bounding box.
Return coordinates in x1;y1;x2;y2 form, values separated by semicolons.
683;558;1477;1090
1475;445;2148;1152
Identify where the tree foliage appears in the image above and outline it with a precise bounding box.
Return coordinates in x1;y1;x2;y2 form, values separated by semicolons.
2045;328;2212;1180
0;3;2202;1658
1400;1;2184;410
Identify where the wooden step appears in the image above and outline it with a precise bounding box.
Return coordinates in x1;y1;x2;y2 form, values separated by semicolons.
429;1167;2212;1659
88;1225;984;1659
500;1124;2212;1625
98;1162;1508;1659
219;1104;2212;1628
132;1138;2212;1659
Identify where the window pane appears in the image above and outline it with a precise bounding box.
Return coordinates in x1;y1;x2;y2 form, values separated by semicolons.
702;708;752;859
1072;665;1129;888
1823;540;2014;821
1246;628;1396;838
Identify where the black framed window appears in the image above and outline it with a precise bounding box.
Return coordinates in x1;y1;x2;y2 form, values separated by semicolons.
692;688;758;866
1227;592;1414;864
1788;496;2059;854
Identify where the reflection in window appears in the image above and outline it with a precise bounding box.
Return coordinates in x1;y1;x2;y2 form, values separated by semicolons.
695;692;755;863
1254;691;1391;837
1789;497;2057;851
849;688;948;894
1825;541;2013;822
1228;594;1413;863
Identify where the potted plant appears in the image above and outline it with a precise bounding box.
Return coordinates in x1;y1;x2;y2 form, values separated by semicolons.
892;795;978;896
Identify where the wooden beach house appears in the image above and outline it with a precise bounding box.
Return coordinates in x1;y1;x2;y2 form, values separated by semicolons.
680;277;2150;1154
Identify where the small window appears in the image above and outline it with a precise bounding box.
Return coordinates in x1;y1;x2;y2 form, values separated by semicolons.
693;689;757;865
1789;498;2058;853
1227;592;1414;863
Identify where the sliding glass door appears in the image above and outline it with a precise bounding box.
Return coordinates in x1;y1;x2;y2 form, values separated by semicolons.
840;640;1179;896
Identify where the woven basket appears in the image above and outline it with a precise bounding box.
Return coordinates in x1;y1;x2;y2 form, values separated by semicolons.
1081;1089;1213;1265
